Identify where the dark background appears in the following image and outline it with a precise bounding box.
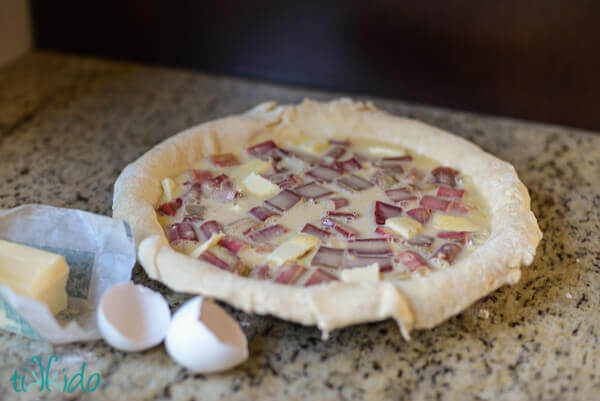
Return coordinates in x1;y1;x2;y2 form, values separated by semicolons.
30;0;600;131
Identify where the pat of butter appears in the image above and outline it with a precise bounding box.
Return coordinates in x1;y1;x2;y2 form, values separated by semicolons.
242;173;280;198
162;178;177;200
430;214;479;232
228;159;271;181
385;216;422;238
267;234;319;266
341;264;380;282
366;146;406;157
0;240;69;314
189;233;225;258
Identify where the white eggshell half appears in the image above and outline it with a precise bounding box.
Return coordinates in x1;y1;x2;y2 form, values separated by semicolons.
165;296;248;373
97;281;171;352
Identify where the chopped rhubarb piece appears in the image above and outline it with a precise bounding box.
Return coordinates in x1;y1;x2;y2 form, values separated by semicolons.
274;263;307;285
166;222;198;242
404;235;435;248
375;226;401;241
321;217;357;238
219;235;248;255
340;157;362;172
437;231;468;245
184;204;204;217
437;186;465;199
209;153;240;167
397;250;427;272
329;197;350;210
268;173;300;189
249;206;280;222
301;224;331;241
451;201;472;215
203;173;229;189
188;169;214;184
200;250;233;271
250;264;271;279
385;187;418;203
375;173;398;190
211;189;240;201
271;163;288;174
312;246;344;268
432;166;459;187
344;255;394;272
405;167;423;184
182;216;203;224
432;243;462;264
420;195;451;212
406;207;432;224
326;146;347;160
247;140;278;157
265;189;302;211
336;174;374;192
294;182;333;199
198;220;223;240
348;238;392;257
247;224;288;243
157;198;182;216
374;201;403;225
326;211;359;219
377;156;412;171
304;269;338;286
306;165;342;182
328;139;350;146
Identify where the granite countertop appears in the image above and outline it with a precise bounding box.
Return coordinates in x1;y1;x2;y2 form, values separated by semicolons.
0;52;598;401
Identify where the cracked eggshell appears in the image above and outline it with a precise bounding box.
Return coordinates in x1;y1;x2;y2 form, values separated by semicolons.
97;281;171;352
165;296;248;373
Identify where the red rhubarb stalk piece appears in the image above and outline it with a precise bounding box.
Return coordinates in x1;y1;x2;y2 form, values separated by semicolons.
249;206;280;222
420;195;451;212
432;243;462;264
188;169;214;184
385;187;418;203
326;211;359;219
432;166;459;187
209;153;240;167
329;197;350;210
267;173;300;189
437;186;465;199
375;226;402;241
336;174;374;191
304;269;338;286
199;250;233;271
404;235;435;248
397;250;427;272
157;198;183;216
247;224;288;243
374;201;403;225
406;207;432;224
265;189;302;211
274;263;307;284
166;222;198;242
247;140;279;157
340;157;362;172
198;220;223;240
321;217;357;238
437;231;468;245
301;224;331;240
325;146;347;160
306;165;342;182
348;238;392;256
219;235;248;255
294;182;333;199
451;201;472;215
312;246;344;268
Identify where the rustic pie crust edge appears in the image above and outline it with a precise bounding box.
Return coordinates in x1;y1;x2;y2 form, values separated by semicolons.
112;99;542;338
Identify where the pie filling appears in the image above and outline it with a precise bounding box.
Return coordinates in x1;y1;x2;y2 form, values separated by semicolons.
155;138;490;286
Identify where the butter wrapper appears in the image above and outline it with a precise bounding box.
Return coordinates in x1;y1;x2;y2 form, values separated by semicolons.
0;205;136;343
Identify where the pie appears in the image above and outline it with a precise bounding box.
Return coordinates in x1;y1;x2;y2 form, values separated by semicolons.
113;99;542;338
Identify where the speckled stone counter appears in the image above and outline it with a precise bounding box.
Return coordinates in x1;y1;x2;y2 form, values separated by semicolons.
0;52;598;401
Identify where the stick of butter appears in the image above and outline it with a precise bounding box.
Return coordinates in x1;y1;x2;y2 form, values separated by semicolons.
0;240;69;314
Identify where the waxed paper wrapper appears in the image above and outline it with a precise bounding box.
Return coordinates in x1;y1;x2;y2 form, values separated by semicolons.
0;205;136;343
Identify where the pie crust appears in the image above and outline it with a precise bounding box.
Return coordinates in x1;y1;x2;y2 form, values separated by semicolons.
113;99;542;338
